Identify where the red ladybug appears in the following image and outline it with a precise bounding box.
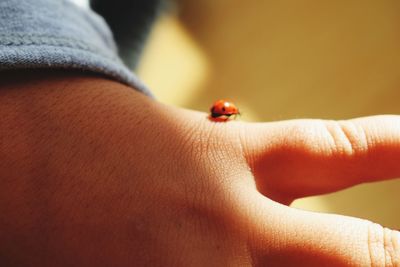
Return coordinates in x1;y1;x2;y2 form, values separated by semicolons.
210;100;240;120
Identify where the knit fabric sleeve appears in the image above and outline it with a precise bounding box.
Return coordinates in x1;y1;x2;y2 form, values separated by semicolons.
0;0;153;96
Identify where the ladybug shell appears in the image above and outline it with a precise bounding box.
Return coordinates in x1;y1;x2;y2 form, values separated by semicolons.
210;100;239;118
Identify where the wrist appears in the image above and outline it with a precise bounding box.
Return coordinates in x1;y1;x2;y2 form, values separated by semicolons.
0;70;157;263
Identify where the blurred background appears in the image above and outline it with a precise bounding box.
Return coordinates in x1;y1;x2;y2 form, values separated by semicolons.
137;0;400;228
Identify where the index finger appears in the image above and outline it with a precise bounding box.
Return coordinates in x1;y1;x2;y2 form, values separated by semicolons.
244;115;400;202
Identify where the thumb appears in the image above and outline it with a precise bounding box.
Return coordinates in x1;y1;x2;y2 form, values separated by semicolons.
247;194;400;266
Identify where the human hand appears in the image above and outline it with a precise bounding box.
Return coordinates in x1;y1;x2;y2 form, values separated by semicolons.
1;71;399;266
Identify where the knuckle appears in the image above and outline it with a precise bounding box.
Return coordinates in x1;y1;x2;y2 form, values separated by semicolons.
324;120;369;157
368;223;400;267
171;120;230;198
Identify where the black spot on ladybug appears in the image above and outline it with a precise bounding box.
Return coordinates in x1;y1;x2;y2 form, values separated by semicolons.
222;107;226;112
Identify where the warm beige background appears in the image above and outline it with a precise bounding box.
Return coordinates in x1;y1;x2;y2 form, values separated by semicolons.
137;0;400;228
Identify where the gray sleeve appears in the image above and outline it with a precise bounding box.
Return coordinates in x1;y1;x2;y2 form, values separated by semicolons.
0;0;153;96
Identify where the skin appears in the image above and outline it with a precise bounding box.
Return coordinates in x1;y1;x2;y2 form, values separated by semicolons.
1;70;400;266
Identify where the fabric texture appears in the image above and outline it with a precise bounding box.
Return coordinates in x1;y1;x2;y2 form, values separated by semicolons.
0;0;153;96
90;0;163;69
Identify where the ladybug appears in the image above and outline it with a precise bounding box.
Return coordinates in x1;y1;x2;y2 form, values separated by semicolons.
210;100;240;120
